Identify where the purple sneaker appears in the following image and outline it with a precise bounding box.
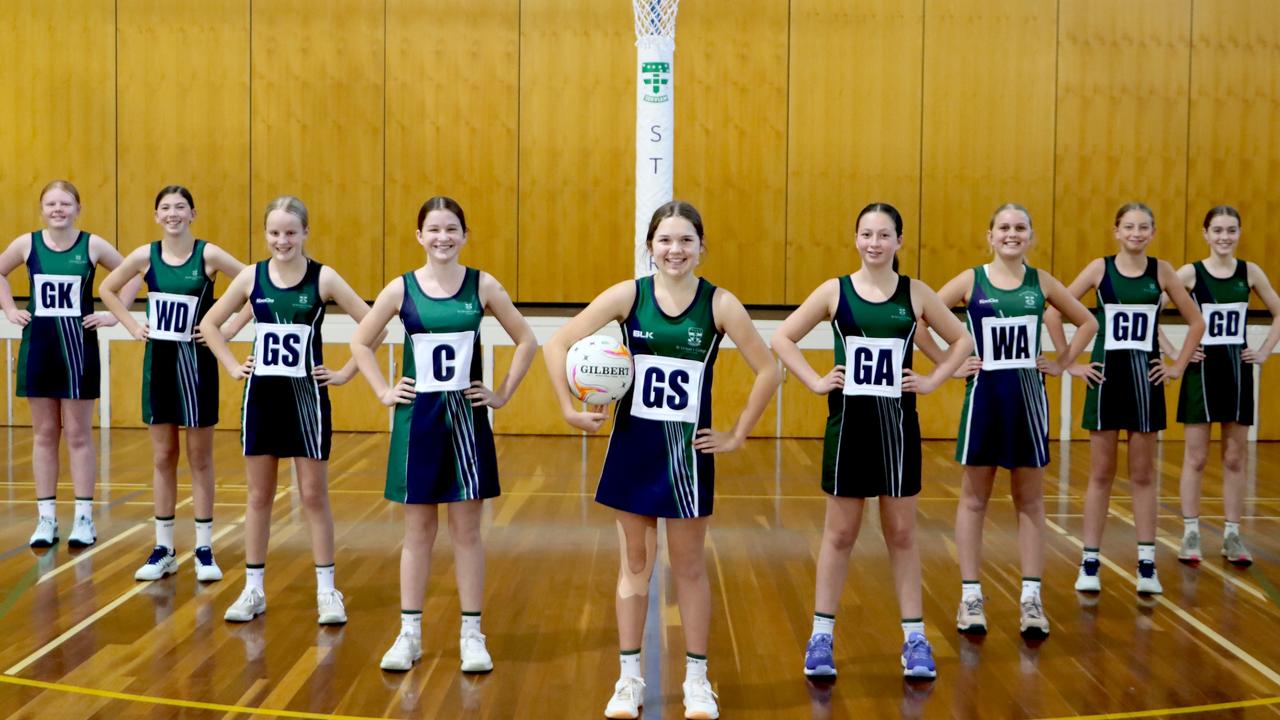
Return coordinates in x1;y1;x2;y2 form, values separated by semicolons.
804;633;836;677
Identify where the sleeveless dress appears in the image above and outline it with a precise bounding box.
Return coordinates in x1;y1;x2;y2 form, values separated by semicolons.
1081;256;1165;432
596;276;722;519
141;240;219;426
955;265;1050;468
17;230;100;399
240;259;331;459
1177;260;1252;425
823;274;921;498
385;268;499;503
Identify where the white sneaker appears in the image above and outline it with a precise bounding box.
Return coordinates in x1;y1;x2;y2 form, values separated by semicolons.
460;628;493;672
68;515;96;548
134;546;177;580
317;589;347;625
194;546;223;582
380;631;422;672
682;676;720;720
29;517;59;548
224;586;266;622
604;676;645;719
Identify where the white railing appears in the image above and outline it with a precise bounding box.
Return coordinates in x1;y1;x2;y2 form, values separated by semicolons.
0;314;1265;440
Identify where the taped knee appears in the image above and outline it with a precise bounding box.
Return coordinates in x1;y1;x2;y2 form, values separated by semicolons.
616;524;657;598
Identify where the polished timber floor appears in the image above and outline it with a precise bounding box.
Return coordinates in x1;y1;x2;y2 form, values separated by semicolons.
0;429;1278;719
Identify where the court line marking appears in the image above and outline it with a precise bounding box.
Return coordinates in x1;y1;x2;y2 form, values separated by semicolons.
707;535;743;674
1102;506;1268;603
0;673;386;720
5;521;240;676
1032;694;1280;719
33;496;193;585
1045;517;1280;688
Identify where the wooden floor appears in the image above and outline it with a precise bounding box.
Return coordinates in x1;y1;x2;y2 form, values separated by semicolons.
0;430;1279;719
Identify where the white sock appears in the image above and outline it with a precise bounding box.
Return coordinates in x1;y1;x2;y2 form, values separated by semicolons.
1224;520;1241;537
74;497;93;519
685;654;708;683
194;518;213;548
961;580;982;600
1138;543;1156;564
37;497;56;521
620;650;642;679
811;613;835;637
245;564;265;591
901;619;925;642
1020;578;1041;603
1183;516;1199;534
461;612;482;635
401;611;422;636
1082;547;1100;563
155;516;175;550
315;564;335;593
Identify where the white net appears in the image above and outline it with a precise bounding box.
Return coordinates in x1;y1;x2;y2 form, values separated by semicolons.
633;0;680;41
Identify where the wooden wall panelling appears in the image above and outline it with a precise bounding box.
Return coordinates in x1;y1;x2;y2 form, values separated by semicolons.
117;0;252;296
324;343;389;432
385;0;519;292
517;0;634;302
1053;0;1192;282
786;0;925;301
779;349;832;438
708;348;776;439
250;0;384;298
674;0;788;304
1186;0;1280;310
0;0;116;298
491;345;573;435
920;0;1057;289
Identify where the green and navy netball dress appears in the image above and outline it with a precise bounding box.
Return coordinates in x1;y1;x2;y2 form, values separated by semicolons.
241;259;331;459
1082;256;1164;432
955;265;1049;468
16;230;100;399
141;241;219;426
823;274;921;497
385;268;499;504
1177;260;1252;425
597;276;722;519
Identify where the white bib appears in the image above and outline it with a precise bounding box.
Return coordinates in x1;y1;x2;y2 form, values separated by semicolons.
842;336;905;398
409;330;476;393
252;323;312;378
1102;304;1158;351
630;354;703;423
147;292;198;342
1200;302;1247;347
980;315;1038;370
32;273;82;317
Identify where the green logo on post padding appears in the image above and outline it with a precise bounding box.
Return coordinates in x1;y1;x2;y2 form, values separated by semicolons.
642;62;670;103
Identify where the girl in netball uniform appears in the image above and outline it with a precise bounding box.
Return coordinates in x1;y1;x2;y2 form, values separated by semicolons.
100;185;249;582
544;201;778;720
198;196;372;625
1161;206;1280;566
927;204;1097;639
772;203;972;680
350;196;536;673
0;180;139;549
1045;203;1204;595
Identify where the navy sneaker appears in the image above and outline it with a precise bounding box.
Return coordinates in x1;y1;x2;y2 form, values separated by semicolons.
901;632;936;679
803;633;836;677
1074;558;1101;592
1136;560;1163;594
